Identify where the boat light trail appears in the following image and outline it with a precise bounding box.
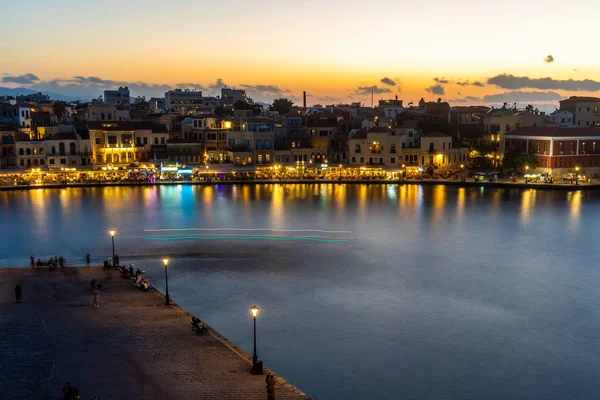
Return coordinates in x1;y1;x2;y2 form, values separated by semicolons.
144;228;352;234
144;235;349;243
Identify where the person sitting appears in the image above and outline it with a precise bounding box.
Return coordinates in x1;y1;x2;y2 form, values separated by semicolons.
192;317;207;334
36;258;42;268
141;280;150;291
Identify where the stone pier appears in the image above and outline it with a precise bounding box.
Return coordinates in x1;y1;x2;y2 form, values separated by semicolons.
0;267;310;400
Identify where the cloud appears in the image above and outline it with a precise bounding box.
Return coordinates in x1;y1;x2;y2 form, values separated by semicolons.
487;74;600;92
207;78;228;93
466;95;481;101
425;84;445;95
433;77;449;84
352;85;392;95
240;84;290;95
2;73;40;84
544;55;554;63
456;80;485;87
380;77;396;86
483;91;562;103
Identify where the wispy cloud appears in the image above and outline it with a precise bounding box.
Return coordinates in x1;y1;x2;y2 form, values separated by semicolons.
425;84;445;95
450;91;562;104
352;85;392;95
433;77;449;84
456;80;485;87
544;55;554;63
2;73;40;85
380;77;396;86
487;74;600;92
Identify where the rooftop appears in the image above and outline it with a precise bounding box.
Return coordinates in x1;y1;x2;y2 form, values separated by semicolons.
506;127;600;137
559;96;600;103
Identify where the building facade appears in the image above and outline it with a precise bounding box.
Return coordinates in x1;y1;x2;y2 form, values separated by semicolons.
104;87;131;105
559;97;600;128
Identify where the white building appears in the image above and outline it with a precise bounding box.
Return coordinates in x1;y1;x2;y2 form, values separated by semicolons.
165;89;218;114
559;96;600;128
86;103;130;121
551;110;575;128
104;87;130;105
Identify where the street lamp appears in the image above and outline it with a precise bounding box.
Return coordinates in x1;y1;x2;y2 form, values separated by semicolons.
460;164;464;181
163;257;170;305
250;305;261;374
575;166;580;186
402;164;406;180
525;165;529;184
109;229;116;267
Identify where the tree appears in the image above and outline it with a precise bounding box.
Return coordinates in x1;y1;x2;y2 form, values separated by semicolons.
269;98;294;115
525;104;534;114
504;152;537;173
214;106;233;117
53;101;67;121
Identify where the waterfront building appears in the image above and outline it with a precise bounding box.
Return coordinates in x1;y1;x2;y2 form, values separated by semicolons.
348;127;402;168
0;127;17;169
559;96;600;128
483;106;554;156
88;121;143;166
104;87;131;105
44;128;90;168
16;136;46;168
504;127;600;177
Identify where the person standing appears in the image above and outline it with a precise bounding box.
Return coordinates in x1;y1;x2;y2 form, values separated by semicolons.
92;287;99;307
15;284;22;303
30;255;35;269
85;252;91;266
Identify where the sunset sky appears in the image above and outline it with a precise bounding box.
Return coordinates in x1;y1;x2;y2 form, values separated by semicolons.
1;0;599;109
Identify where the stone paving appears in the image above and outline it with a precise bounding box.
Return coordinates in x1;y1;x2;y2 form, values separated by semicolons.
0;267;310;400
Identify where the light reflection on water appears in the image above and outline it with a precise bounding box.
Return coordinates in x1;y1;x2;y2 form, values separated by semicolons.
1;184;600;400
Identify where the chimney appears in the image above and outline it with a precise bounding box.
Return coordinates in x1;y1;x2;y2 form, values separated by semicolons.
303;91;307;108
395;95;398;101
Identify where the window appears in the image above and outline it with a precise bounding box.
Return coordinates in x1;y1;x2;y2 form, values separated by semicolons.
19;148;24;155
107;136;117;145
505;124;510;133
136;137;142;146
559;142;564;152
544;142;548;153
20;159;24;166
360;157;364;163
291;142;296;148
154;138;158;144
570;143;574;153
587;107;591;112
443;143;445;150
582;142;586;153
144;138;148;145
161;137;165;144
95;138;101;145
122;134;133;145
536;143;540;153
352;157;356;162
594;142;597;153
51;146;56;155
128;152;133;159
100;113;105;120
40;159;45;165
355;143;361;153
50;159;55;165
391;157;395;164
391;144;396;153
69;142;76;155
60;159;66;164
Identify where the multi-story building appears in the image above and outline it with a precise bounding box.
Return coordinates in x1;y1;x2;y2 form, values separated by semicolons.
86;103;130;122
551;110;575;128
504;127;600;176
483;107;553;155
104;87;130;105
227;130;274;166
307;112;338;137
0;127;17;169
348;127;402;168
0;104;33;133
16;138;46;168
400;132;468;173
88;121;142;166
559;96;600;128
221;88;247;108
449;106;490;125
379;97;404;119
165;89;221;114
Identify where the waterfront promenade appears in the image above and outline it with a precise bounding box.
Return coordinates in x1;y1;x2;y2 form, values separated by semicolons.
0;267;309;400
0;177;598;192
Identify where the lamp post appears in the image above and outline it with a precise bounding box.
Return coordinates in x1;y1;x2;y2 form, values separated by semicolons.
575;166;579;186
250;305;260;373
460;164;464;181
402;164;406;180
163;257;170;305
525;165;529;184
109;229;116;267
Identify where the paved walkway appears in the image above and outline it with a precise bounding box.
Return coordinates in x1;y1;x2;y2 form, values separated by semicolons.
0;267;310;400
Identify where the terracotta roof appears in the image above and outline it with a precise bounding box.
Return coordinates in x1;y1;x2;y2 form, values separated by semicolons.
506;127;600;137
369;127;393;133
350;130;368;139
87;121;135;131
449;106;491;113
559;96;600;103
422;132;451;137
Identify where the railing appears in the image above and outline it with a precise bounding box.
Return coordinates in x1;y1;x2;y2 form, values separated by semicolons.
428;149;437;153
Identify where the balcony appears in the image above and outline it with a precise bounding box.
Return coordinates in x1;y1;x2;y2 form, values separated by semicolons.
428;148;437;153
